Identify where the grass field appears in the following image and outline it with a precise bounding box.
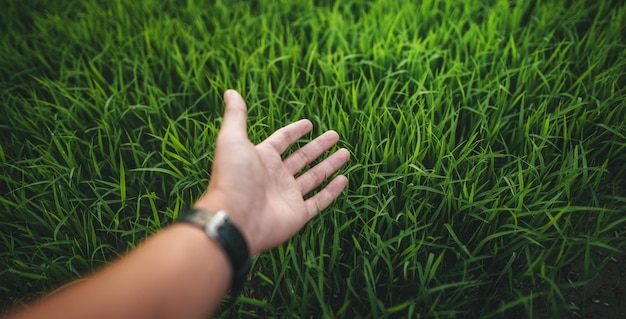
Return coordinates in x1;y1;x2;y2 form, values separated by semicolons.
1;0;626;317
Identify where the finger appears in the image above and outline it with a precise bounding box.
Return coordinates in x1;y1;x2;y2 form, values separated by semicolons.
219;89;248;139
297;148;350;195
283;130;340;175
261;119;313;154
304;175;348;220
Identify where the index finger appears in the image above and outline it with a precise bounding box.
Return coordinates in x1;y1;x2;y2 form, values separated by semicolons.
261;119;313;154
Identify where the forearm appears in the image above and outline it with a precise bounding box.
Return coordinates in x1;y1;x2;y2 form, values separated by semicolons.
12;224;232;319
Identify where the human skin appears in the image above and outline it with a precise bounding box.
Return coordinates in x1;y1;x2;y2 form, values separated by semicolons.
10;89;350;319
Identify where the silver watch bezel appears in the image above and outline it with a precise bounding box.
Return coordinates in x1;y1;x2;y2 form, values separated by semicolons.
205;210;229;238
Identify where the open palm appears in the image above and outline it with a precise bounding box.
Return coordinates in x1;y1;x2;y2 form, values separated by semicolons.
194;90;350;255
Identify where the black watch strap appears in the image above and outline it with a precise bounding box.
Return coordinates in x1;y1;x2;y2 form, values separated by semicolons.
177;209;251;303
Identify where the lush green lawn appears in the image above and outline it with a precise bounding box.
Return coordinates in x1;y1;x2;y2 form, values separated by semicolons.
1;0;625;317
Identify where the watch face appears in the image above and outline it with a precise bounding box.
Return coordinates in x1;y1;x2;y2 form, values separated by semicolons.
187;209;217;225
205;211;229;238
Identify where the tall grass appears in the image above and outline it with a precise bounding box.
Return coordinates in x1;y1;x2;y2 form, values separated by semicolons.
1;0;625;317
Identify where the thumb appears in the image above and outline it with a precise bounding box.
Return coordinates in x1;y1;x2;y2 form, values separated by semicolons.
220;89;248;139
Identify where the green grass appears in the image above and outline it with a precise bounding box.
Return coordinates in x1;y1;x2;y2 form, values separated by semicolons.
1;0;626;317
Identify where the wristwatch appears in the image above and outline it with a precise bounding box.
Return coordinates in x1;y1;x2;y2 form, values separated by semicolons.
177;209;251;302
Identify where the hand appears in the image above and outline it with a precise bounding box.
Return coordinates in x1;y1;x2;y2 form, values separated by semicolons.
193;90;350;255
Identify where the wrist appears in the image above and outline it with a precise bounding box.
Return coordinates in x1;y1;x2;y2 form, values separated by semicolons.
176;208;252;304
169;223;234;282
193;193;256;255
